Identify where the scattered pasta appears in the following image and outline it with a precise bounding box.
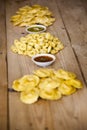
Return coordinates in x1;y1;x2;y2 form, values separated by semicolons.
12;68;83;104
11;32;64;57
10;4;55;27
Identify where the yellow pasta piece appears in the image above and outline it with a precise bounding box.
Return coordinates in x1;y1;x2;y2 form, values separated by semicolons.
12;79;25;92
38;78;60;91
20;75;40;87
58;83;76;95
33;68;54;78
12;75;40;92
64;79;82;89
11;45;18;53
54;69;76;80
20;88;39;104
40;89;62;100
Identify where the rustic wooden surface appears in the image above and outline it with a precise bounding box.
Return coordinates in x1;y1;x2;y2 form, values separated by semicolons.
0;0;87;129
0;0;8;130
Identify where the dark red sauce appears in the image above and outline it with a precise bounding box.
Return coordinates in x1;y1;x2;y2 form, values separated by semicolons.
34;56;53;62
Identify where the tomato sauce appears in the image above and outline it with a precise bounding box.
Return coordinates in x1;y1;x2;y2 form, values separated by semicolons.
34;56;53;62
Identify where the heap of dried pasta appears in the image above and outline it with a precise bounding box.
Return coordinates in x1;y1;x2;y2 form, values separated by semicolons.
10;4;55;27
12;68;83;104
11;32;64;57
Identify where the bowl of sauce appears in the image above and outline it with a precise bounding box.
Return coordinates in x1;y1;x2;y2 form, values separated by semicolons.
32;54;56;67
26;25;46;34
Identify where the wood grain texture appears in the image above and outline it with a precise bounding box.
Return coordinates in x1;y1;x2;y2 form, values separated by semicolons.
5;0;87;130
0;0;8;130
56;0;87;83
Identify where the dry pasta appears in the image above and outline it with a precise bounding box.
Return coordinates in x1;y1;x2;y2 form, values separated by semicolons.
11;32;64;57
10;4;55;27
12;68;83;104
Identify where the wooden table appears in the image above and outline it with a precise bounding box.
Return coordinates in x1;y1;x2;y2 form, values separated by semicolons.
0;0;87;130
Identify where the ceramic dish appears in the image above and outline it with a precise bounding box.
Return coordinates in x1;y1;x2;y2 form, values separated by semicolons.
26;24;46;34
32;54;56;67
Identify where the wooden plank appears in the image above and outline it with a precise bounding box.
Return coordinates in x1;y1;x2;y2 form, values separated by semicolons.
81;0;87;12
6;0;87;130
0;0;8;130
56;0;87;83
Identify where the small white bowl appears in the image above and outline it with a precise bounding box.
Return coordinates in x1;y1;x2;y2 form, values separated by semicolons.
32;54;56;67
26;24;46;34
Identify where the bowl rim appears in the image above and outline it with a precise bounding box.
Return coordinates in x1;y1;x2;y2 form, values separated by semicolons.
26;24;46;34
32;53;56;63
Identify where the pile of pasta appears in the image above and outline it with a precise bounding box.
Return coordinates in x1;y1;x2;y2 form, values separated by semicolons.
10;4;55;27
11;32;64;57
12;68;83;104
